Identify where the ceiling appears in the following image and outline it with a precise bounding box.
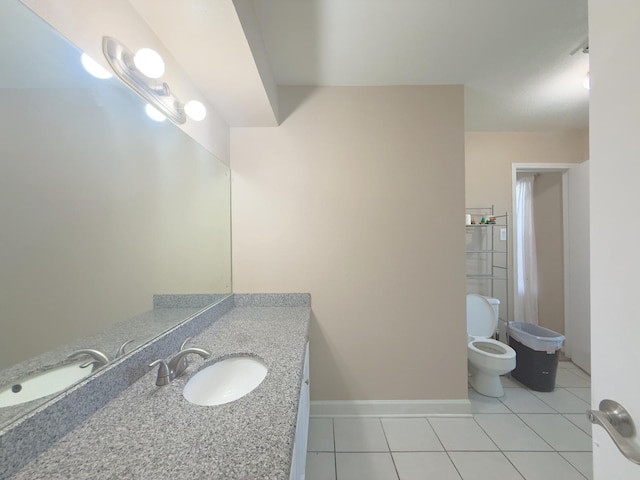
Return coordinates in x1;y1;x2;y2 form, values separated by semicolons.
129;0;589;132
250;0;590;131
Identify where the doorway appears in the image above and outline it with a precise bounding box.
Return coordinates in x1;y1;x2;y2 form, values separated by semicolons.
511;162;591;373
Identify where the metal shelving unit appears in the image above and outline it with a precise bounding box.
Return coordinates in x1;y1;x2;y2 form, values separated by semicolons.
465;206;510;328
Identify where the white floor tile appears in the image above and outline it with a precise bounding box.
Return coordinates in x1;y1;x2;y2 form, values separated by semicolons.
498;388;557;414
474;414;552;451
381;418;443;451
504;451;586;480
555;369;591;388
558;361;575;369
392;452;461;480
565;387;591;404
518;414;592;451
335;452;398;480
334;418;389;452
566;366;591;380
501;375;524;388
308;418;335;452
529;388;591;413
306;452;336;480
563;413;593;436
560;452;594;480
428;418;498;451
468;389;511;414
448;452;524;480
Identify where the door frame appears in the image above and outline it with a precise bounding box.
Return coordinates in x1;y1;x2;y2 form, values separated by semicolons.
511;162;580;358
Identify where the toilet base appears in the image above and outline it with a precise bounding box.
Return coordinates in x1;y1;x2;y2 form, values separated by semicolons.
469;369;505;397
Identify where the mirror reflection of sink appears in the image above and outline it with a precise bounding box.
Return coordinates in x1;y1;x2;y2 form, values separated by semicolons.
0;361;93;408
183;355;268;406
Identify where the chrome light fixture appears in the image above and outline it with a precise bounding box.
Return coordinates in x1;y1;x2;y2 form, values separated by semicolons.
102;36;206;125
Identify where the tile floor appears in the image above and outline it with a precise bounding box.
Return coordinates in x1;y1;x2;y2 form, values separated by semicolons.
306;361;593;480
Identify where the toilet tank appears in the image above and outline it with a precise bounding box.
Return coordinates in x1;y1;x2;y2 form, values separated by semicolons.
482;296;500;321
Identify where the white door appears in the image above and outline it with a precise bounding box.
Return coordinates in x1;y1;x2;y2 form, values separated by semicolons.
590;0;640;477
565;161;590;373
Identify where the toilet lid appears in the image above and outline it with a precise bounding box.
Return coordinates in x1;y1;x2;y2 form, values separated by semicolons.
467;294;497;337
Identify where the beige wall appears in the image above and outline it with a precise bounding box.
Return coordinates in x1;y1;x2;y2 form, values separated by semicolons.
465;131;589;320
231;86;467;401
533;173;565;333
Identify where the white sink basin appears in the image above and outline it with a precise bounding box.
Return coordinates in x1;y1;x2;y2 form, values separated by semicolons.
183;355;267;406
0;361;92;408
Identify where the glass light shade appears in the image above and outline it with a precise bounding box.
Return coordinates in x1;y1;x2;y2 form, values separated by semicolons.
184;100;207;121
145;104;167;122
134;48;165;79
81;53;112;79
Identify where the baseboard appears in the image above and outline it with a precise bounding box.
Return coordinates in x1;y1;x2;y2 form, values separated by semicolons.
310;399;471;417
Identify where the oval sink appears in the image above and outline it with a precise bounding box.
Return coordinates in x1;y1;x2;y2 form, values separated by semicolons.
183;355;267;406
0;360;92;408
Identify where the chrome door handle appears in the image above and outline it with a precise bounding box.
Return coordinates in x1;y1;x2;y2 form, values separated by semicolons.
587;399;640;465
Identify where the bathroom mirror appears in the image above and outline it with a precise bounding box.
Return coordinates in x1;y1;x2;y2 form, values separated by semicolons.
0;1;231;428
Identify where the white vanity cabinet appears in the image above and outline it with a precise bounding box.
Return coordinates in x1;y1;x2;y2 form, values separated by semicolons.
289;342;310;480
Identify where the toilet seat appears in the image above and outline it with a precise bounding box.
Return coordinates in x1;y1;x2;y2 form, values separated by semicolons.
468;338;516;359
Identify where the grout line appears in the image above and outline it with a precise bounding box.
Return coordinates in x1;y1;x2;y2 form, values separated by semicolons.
377;417;401;479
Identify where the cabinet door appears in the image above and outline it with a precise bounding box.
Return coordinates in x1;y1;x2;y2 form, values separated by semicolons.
290;342;310;480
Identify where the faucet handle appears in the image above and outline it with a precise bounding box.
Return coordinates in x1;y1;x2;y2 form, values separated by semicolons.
115;339;135;358
149;359;171;386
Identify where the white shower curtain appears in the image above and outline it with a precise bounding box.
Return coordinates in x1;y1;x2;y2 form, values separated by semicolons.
515;175;539;325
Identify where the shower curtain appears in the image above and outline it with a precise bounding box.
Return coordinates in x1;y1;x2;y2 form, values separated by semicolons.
515;175;539;325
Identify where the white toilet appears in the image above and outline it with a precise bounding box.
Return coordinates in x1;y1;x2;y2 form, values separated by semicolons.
467;294;516;397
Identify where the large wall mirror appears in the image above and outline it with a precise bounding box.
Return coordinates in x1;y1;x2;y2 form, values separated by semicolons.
0;1;231;428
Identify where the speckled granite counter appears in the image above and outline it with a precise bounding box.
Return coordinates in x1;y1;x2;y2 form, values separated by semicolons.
8;301;310;480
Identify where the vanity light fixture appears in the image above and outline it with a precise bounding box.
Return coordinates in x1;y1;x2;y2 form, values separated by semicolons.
80;53;112;79
583;72;591;90
102;37;208;125
184;100;207;121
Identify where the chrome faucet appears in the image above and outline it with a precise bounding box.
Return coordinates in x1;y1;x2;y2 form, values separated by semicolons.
149;338;211;386
67;349;110;372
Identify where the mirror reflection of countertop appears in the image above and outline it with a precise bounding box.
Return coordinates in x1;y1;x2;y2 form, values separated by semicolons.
0;298;225;428
8;301;310;480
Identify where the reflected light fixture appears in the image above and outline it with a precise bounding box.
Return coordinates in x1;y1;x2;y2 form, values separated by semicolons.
583;72;591;90
145;104;167;122
102;37;207;125
133;48;165;79
81;53;112;79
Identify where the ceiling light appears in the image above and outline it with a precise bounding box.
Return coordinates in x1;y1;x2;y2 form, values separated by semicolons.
81;53;112;79
184;100;207;121
583;73;591;90
145;104;166;122
133;48;165;79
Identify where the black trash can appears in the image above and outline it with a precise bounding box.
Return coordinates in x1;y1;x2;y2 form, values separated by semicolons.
508;322;565;392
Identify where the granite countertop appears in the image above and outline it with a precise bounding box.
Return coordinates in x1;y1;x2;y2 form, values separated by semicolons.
9;305;310;480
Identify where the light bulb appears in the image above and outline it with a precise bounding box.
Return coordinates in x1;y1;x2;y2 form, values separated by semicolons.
583;73;591;90
81;53;112;79
145;104;166;122
134;48;165;79
184;100;207;121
